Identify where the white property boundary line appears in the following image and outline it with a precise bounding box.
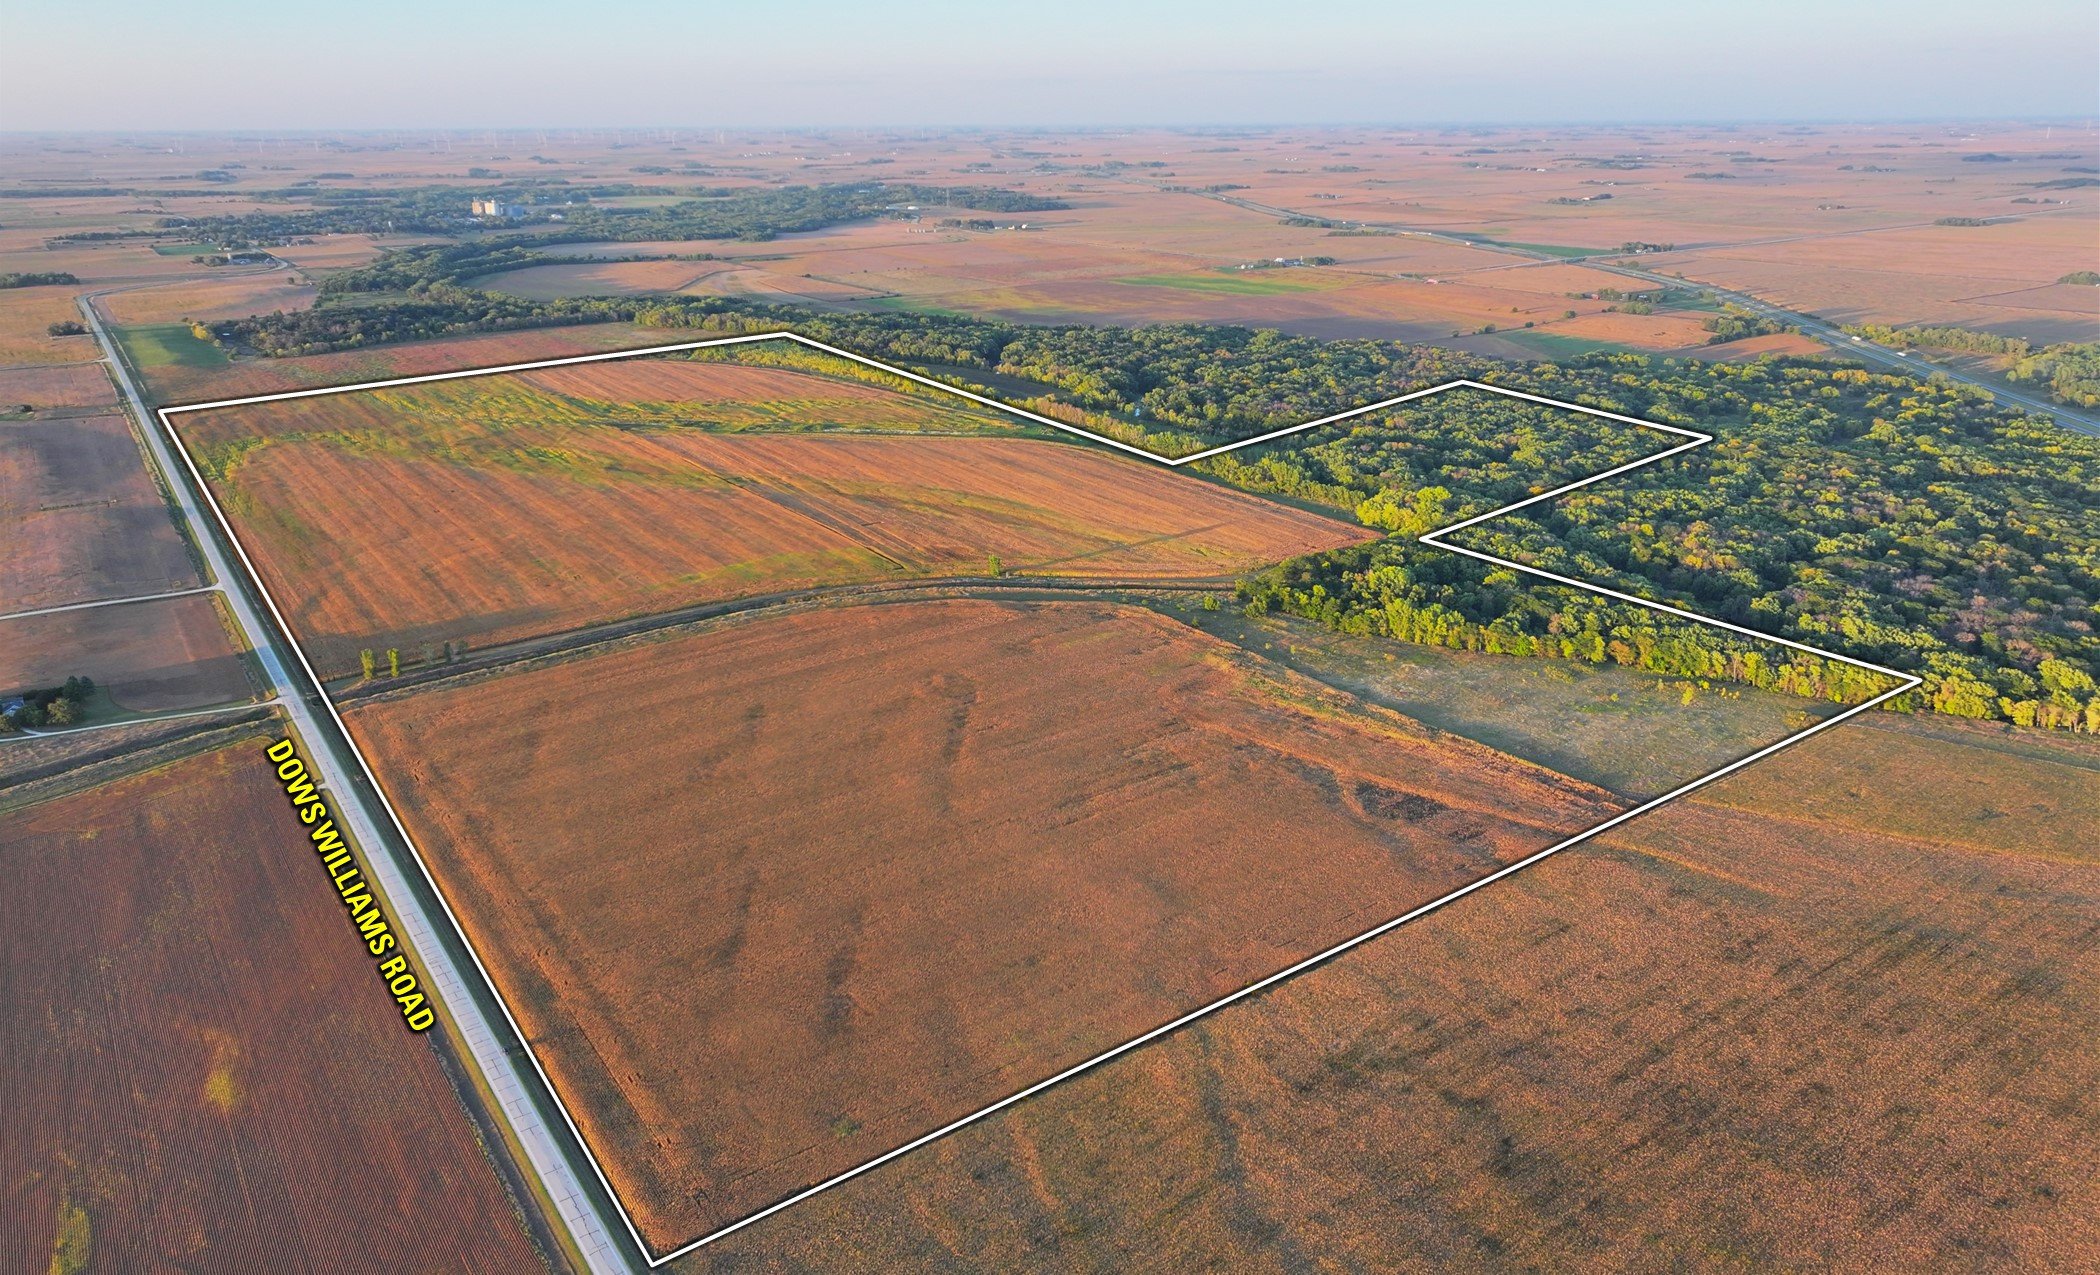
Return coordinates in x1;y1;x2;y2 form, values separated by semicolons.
158;330;1921;1267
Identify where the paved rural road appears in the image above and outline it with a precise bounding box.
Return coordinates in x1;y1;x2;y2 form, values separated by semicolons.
1602;260;2100;435
1181;187;2100;437
83;293;641;1274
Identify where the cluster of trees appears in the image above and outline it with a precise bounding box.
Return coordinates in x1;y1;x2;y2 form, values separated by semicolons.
0;271;78;289
214;289;638;356
1842;323;2031;356
2008;343;2100;409
1701;305;1790;344
1238;544;1898;713
1;677;95;731
358;641;471;680
45;320;87;337
1832;326;2098;409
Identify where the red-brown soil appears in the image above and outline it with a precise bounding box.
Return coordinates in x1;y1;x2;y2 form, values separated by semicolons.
0;363;113;409
203;409;1367;674
10;122;2094;364
139;324;666;403
0;737;548;1273
509;357;949;409
1;412;199;610
0;287;93;366
670;714;2100;1272
348;597;1618;1246
0;593;251;712
99;272;318;327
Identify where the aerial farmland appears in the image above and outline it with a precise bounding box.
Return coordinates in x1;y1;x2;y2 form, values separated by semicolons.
2;10;2095;1266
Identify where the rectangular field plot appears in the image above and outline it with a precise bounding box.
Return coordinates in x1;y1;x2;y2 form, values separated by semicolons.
2;412;200;610
0;362;114;410
0;738;548;1274
344;598;1621;1246
182;353;1369;676
693;716;2100;1273
0;592;254;714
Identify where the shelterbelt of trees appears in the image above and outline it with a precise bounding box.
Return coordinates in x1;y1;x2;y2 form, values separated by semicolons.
1840;323;2100;409
214;288;2099;733
59;180;1066;251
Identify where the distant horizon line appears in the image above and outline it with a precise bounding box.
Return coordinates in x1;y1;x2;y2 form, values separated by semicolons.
4;115;2098;140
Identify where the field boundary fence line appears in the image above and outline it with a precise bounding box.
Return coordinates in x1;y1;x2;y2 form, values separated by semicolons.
158;330;1922;1266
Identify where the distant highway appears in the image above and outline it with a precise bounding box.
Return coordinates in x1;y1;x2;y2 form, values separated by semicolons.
83;291;640;1274
1178;188;2100;437
1602;261;2099;436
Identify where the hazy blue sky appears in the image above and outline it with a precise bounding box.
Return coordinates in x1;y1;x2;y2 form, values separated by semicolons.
5;0;2095;131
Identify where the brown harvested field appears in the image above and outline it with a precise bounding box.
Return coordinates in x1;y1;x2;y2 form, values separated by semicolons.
267;233;443;273
1641;215;2100;344
349;597;1620;1247
136;322;666;402
98;271;318;327
0;286;94;366
0;362;112;410
0;737;548;1273
6;123;2094;360
530;258;721;296
189;370;1368;674
675;713;2100;1272
0;593;251;712
477;259;758;301
0;711;263;787
1697;330;1834;361
1544;308;1713;349
474;211;1640;343
1;412;199;610
506;356;998;416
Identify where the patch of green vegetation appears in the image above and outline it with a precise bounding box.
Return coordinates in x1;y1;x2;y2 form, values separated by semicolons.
0;677;101;733
47;1197;91;1275
117;323;228;369
1492;329;1644;359
2009;341;2100;409
1653;289;1725;313
859;295;972;318
152;242;217;256
1701;304;1791;345
1167;605;1806;799
1117;270;1335;297
1478;240;1603;258
592;194;691;209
